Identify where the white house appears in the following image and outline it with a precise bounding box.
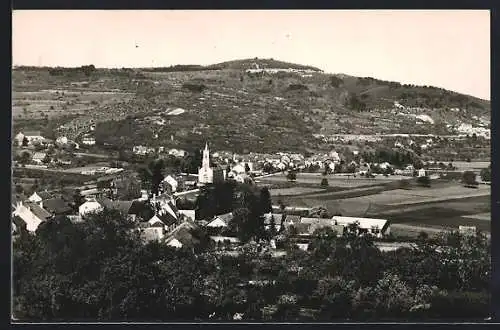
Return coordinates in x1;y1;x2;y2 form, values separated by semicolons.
32;152;47;164
56;136;68;145
207;212;233;228
28;191;53;206
79;199;103;217
82;136;96;145
13;201;52;232
418;168;426;177
178;209;195;221
331;216;390;238
23;131;45;145
162;175;178;192
14;132;25;146
165;237;183;248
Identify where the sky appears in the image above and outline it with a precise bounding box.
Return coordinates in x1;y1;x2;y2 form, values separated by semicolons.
12;10;490;100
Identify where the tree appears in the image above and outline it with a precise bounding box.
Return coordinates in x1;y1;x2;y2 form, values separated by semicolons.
416;176;431;187
22;137;29;147
19;151;31;165
462;171;478;187
244;163;250;173
480;168;491;182
42;154;51;164
286;171;297;182
320;178;329;187
259;187;272;214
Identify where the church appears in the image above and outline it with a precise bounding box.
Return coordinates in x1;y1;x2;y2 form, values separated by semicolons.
198;142;225;185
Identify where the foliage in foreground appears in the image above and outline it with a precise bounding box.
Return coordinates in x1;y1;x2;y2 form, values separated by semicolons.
12;210;491;321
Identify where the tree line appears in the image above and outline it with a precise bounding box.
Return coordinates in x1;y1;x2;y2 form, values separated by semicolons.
13;208;491;321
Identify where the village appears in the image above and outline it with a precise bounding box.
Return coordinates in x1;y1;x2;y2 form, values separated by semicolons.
11;125;491;255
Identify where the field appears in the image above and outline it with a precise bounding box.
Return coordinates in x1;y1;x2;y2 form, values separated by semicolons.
267;175;491;235
12;90;134;119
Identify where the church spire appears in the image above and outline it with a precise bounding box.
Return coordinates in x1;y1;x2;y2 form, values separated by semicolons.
202;141;210;169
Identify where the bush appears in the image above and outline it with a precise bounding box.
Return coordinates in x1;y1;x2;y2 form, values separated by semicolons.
416;176;431;187
320;178;329;187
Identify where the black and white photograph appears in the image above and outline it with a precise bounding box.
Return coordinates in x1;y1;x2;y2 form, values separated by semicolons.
11;9;492;322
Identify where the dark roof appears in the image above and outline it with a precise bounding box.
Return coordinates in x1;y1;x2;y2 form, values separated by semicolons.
111;201;134;215
158;212;177;226
43;198;72;215
28;203;53;220
37;191;54;200
128;200;146;215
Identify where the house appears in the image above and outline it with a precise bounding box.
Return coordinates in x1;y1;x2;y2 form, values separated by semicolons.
418;168;426;177
162;175;178;193
164;221;200;249
56;136;68;145
23;131;45;145
141;226;165;243
207;212;233;228
28;191;53;206
282;215;301;228
14;132;25;146
210;236;241;246
13;201;53;232
331;216;390;238
42;198;72;216
82;136;96;145
263;213;283;231
32;152;47;164
179;209;196;221
79;199;104;217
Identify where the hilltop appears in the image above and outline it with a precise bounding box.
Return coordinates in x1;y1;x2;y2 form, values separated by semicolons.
12;59;490;153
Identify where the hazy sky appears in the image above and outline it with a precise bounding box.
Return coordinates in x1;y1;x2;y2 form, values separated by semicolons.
12;10;490;100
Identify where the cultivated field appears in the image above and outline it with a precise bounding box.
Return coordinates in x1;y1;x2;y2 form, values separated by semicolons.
12;90;134;119
269;187;326;196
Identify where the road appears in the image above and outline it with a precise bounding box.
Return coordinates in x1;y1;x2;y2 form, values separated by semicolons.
75;152;116;159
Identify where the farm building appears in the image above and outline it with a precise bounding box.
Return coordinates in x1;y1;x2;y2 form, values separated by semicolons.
331;216;391;238
207;212;233;228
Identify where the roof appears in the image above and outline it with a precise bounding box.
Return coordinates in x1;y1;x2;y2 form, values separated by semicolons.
32;152;47;160
148;215;165;227
284;215;301;225
43;198;72;214
215;212;233;224
28;202;52;221
24;131;42;137
37;191;54;200
332;216;389;230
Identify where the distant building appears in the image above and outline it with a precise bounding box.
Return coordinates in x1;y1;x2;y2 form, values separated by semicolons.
79;199;103;217
82;136;96;145
32;152;47;164
28;191;54;207
332;216;391;238
56;136;68;145
418;168;426;177
23;131;45;145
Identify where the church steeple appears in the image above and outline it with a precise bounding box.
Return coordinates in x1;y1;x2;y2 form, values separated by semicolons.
202;142;210;169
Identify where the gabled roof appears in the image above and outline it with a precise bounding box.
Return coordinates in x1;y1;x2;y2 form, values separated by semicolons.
43;198;72;214
215;212;233;224
148;215;165;227
28;202;52;221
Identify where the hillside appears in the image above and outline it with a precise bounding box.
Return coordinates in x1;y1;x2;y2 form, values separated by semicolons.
12;59;490;153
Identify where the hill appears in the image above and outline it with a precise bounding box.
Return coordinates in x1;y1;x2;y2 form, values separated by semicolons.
12;59;490;153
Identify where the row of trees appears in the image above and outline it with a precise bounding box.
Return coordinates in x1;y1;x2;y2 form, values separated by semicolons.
13;209;491;321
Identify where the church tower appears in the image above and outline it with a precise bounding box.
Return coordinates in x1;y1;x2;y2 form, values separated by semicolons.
198;142;214;185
